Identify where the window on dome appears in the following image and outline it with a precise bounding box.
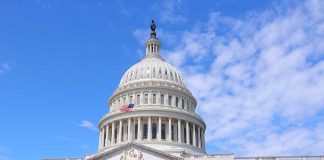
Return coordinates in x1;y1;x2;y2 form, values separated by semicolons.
143;123;148;139
159;68;162;75
187;101;189;110
175;97;179;107
170;70;173;79
161;123;166;140
136;94;140;104
129;95;133;104
152;123;157;139
153;67;155;76
160;94;164;105
144;94;148;104
123;97;126;104
168;95;172;106
182;99;185;109
146;67;150;76
165;70;168;77
153;94;156;104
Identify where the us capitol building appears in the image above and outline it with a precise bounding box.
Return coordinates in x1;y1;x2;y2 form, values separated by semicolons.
45;21;324;160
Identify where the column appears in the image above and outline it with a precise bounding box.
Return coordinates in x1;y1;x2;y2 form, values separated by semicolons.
168;118;172;141
198;127;201;148
158;117;162;140
106;124;110;147
148;117;152;140
128;118;131;141
101;128;105;148
137;117;141;140
111;122;115;144
118;120;122;143
140;92;144;105
148;92;152;104
172;95;175;107
186;121;190;144
157;93;161;104
177;119;181;143
98;128;102;149
193;124;196;146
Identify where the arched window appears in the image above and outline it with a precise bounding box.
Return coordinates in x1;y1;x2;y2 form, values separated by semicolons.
153;67;156;77
153;94;156;104
129;95;133;104
144;94;148;104
168;95;172;106
176;97;179;107
143;123;148;139
136;94;140;104
160;94;164;105
161;123;166;140
182;99;185;109
152;123;157;139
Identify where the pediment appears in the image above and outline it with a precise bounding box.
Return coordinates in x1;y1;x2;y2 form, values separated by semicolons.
87;142;181;160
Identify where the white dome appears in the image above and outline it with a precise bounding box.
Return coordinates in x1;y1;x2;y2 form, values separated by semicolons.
119;56;184;87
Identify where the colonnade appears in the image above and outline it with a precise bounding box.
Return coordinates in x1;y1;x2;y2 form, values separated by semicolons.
98;116;205;150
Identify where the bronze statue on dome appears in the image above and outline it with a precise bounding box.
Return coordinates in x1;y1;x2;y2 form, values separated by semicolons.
150;20;156;37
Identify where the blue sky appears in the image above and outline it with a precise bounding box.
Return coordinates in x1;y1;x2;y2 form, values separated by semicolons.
0;0;324;160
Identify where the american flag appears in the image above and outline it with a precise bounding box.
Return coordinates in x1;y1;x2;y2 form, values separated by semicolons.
120;104;135;112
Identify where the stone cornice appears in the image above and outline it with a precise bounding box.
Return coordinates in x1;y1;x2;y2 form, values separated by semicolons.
98;107;206;129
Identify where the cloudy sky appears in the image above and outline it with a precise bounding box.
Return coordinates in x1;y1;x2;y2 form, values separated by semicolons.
0;0;323;159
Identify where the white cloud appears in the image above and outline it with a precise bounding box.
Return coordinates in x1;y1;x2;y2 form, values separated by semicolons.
163;0;324;156
0;62;11;75
78;120;98;131
0;146;9;160
154;0;187;24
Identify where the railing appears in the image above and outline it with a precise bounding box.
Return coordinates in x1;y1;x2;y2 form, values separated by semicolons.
43;158;84;160
183;154;234;159
235;156;324;160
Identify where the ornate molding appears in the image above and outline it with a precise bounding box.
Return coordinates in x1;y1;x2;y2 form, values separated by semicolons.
119;147;144;160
